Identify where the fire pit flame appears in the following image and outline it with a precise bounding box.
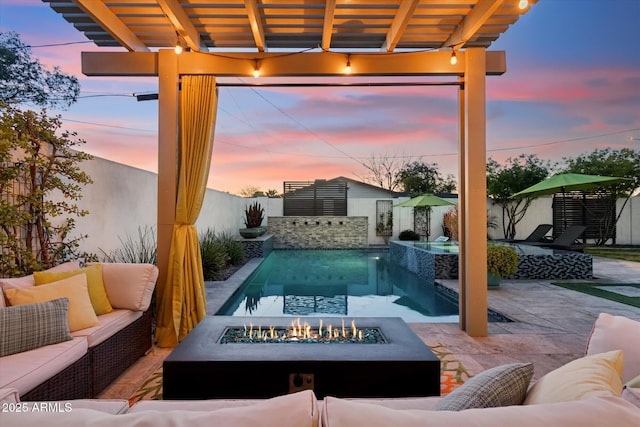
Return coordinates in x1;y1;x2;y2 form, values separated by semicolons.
220;318;386;344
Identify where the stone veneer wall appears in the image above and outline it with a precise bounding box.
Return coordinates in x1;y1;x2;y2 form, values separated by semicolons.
267;216;368;249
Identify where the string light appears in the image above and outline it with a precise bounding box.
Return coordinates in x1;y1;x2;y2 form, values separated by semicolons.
450;49;457;65
174;31;183;54
253;59;260;78
345;54;352;74
518;0;528;10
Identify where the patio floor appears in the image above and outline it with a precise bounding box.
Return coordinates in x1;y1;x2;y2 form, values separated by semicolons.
99;255;640;400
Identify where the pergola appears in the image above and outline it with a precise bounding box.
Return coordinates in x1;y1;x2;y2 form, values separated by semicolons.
46;0;537;344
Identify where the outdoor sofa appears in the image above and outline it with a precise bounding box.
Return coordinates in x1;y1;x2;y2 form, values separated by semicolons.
1;313;638;426
0;261;158;400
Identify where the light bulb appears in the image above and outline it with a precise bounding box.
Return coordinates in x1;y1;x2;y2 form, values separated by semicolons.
174;44;183;54
450;50;457;65
518;0;528;10
253;60;260;78
345;55;352;74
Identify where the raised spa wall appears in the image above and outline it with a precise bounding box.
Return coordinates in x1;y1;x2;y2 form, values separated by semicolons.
390;241;593;280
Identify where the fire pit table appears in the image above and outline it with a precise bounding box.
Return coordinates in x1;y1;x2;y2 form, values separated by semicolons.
163;316;440;399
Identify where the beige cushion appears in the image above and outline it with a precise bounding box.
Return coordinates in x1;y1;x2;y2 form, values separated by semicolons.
0;261;81;305
321;396;640;427
34;264;113;316
523;350;624;405
0;337;87;395
622;386;640;408
4;275;100;332
72;309;142;347
0;388;20;404
96;263;158;311
586;313;640;383
3;389;319;427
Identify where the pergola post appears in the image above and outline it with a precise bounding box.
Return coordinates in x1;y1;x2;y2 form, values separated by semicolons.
457;75;467;331
461;47;488;337
156;50;179;314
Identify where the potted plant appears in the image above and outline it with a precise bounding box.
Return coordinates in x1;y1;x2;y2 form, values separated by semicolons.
486;244;518;287
239;201;265;239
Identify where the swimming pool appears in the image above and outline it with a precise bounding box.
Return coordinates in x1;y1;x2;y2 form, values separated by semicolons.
216;249;461;322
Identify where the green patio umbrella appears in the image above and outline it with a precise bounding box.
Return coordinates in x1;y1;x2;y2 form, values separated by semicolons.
393;194;455;238
393;194;456;208
511;173;627;229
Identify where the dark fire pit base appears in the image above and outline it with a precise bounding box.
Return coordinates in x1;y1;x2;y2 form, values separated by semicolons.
163;316;440;399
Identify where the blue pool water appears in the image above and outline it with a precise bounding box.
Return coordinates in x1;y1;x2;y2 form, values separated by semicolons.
217;249;461;322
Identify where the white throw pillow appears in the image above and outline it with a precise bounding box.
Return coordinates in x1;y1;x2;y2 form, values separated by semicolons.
523;350;623;405
586;313;640;384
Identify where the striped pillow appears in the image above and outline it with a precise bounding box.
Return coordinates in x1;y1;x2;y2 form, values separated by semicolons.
435;362;534;411
0;298;73;357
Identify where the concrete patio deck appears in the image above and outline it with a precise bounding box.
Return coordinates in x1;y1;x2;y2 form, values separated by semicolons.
99;255;640;399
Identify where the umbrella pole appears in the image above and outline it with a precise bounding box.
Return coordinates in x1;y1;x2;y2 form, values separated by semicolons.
562;186;567;230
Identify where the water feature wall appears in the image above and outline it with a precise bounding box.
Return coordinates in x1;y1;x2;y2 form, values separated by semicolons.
267;216;368;249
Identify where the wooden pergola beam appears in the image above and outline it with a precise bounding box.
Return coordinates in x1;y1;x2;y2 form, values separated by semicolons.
321;0;337;51
244;0;266;52
443;0;506;49
157;0;208;52
72;0;149;51
382;0;420;52
81;50;506;77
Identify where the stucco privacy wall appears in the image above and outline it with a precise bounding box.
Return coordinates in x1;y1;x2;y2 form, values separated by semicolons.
50;155;245;257
488;196;639;245
48;156;638;255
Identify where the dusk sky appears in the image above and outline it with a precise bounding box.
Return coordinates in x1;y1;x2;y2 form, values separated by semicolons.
1;0;639;195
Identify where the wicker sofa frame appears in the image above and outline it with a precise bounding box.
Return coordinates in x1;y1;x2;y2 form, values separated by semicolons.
21;310;153;401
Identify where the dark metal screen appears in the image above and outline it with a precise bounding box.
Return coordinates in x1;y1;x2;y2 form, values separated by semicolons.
283;180;347;216
552;193;616;242
375;200;393;236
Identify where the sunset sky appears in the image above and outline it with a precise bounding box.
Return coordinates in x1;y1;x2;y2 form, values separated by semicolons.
1;0;639;195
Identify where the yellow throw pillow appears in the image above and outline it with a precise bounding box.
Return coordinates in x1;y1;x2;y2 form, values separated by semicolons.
34;264;113;315
4;274;100;332
523;350;624;405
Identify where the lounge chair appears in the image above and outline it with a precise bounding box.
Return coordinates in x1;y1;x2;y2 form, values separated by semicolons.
496;224;552;243
522;225;587;251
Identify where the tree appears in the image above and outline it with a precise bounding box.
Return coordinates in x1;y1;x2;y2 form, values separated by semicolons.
562;148;640;245
237;186;262;197
398;161;457;195
0;105;94;276
486;154;552;239
265;189;281;198
355;152;412;192
0;31;80;109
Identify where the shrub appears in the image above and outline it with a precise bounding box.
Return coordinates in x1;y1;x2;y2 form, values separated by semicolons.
99;225;157;264
487;244;518;278
399;229;420;241
214;230;245;266
243;201;264;228
199;229;230;281
443;205;458;241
